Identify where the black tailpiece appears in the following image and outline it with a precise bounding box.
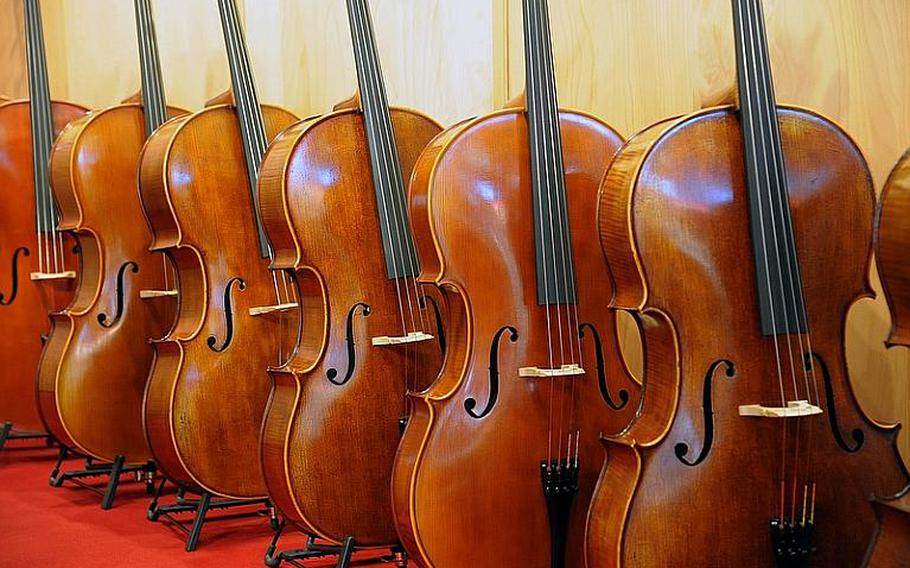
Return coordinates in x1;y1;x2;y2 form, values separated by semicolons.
771;517;815;567
540;458;579;568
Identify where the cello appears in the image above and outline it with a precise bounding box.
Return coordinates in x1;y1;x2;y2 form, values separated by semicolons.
390;0;640;566
258;0;445;554
38;0;180;469
875;150;910;349
0;0;85;442
588;0;910;565
139;0;299;500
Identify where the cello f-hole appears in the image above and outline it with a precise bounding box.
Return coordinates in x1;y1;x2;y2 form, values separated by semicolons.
419;293;446;355
807;352;864;453
464;325;519;419
674;359;736;466
206;277;246;353
0;247;30;306
579;322;629;411
97;261;140;328
326;302;372;386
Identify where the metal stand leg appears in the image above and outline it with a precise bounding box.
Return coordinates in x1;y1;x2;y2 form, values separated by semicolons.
0;420;52;450
185;491;212;552
101;454;125;510
148;478;168;521
49;445;69;486
0;421;12;449
336;536;355;568
148;484;274;552
49;449;156;509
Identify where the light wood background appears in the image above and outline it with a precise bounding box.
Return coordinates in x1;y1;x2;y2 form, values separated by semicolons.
1;0;908;464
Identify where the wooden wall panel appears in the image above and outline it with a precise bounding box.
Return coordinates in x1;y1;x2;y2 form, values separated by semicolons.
242;0;493;123
504;0;910;463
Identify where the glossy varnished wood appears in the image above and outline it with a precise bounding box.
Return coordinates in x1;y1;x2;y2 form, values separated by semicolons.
392;109;639;567
864;495;910;567
258;107;443;546
139;103;298;498
0;99;85;433
36;103;181;464
589;107;910;567
876;150;910;348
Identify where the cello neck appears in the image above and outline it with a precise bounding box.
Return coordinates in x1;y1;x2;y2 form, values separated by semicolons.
134;0;167;138
345;0;418;280
732;0;807;335
522;0;575;306
217;0;271;258
23;0;56;237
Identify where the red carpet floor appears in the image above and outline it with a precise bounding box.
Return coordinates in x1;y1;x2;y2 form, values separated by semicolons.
0;440;406;567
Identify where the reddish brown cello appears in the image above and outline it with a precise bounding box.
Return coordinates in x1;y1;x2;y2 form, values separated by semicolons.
588;0;909;565
0;0;85;446
258;0;445;559
876;150;910;349
38;0;180;485
390;1;640;566
139;0;298;507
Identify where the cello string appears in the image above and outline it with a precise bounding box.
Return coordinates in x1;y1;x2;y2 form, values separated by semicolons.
356;0;425;336
538;0;580;369
24;1;43;273
358;0;430;391
733;0;789;520
744;0;805;523
531;0;569;461
522;0;555;466
26;0;50;273
34;0;60;275
229;0;290;305
752;0;819;522
221;0;285;307
537;0;583;450
346;0;408;336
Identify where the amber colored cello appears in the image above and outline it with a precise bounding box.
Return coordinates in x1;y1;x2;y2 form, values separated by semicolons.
258;0;445;553
390;1;640;566
37;0;180;467
0;0;85;440
588;0;909;565
876;150;910;349
139;0;298;499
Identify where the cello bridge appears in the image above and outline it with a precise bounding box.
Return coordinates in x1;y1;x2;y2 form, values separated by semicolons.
738;399;822;418
372;331;434;346
519;364;584;378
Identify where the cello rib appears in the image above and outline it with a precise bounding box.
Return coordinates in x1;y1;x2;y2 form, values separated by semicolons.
139;103;299;498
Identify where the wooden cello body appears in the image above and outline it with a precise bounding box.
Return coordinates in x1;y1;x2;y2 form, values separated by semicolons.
0;99;84;433
139;102;297;498
0;0;86;435
259;106;443;546
258;0;444;547
38;0;182;465
392;2;640;566
38;99;181;462
875;150;910;348
588;2;910;563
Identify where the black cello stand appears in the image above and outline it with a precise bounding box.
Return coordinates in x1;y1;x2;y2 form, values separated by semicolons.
147;478;278;552
49;446;157;510
0;421;52;449
264;521;409;568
